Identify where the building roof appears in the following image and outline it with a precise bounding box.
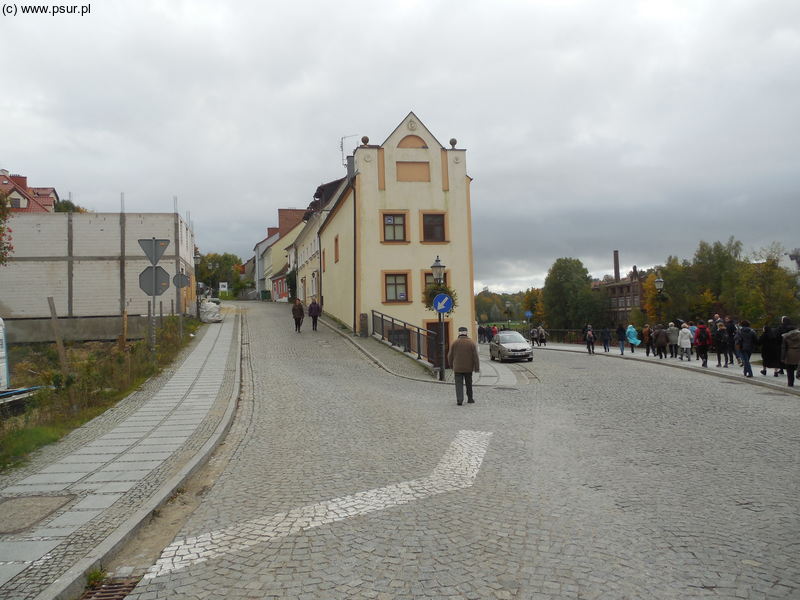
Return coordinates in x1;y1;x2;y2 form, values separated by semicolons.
0;171;56;213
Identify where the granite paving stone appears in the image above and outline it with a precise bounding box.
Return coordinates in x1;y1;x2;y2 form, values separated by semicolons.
0;312;240;600
127;302;800;600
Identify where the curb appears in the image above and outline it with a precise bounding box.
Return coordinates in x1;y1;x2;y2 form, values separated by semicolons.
535;344;800;397
34;313;243;600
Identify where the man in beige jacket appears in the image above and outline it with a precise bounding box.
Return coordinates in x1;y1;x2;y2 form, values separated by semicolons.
447;326;480;405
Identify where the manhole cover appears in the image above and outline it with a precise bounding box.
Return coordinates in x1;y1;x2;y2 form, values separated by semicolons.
80;578;141;600
0;495;74;533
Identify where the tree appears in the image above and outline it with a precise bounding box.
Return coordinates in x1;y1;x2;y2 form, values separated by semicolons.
196;252;243;294
54;199;89;213
542;258;602;329
0;191;13;266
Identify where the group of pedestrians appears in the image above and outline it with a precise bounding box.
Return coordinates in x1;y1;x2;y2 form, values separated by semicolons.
291;297;322;333
583;315;800;388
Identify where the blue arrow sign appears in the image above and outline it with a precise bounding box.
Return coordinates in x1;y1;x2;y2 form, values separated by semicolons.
433;293;453;314
524;310;533;319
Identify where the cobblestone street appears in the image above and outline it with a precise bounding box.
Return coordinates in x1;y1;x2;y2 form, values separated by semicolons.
130;301;799;599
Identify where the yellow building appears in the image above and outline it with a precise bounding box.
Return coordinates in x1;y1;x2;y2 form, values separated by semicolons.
317;112;476;356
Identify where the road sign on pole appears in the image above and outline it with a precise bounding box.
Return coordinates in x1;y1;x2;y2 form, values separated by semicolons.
432;293;453;314
139;266;170;296
173;273;190;288
138;238;170;265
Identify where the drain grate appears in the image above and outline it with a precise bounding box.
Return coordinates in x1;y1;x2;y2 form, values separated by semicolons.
80;578;140;600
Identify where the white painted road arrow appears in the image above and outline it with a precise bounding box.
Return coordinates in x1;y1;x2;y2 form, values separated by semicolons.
144;430;492;579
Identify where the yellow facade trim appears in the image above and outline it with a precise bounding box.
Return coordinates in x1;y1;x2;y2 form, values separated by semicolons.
396;161;431;182
378;148;385;191
441;149;449;191
466;176;477;338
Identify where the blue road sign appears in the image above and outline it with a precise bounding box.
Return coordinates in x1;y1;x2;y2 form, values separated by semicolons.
433;293;453;314
524;310;533;319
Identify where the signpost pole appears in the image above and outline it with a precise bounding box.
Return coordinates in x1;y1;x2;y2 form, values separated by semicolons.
439;312;445;381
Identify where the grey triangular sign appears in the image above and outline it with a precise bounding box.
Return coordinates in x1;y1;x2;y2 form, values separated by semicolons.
138;238;170;265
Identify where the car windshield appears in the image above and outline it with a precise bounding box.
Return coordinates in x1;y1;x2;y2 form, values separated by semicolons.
497;332;526;344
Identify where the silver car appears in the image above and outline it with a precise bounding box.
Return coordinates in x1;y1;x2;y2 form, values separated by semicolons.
489;331;533;362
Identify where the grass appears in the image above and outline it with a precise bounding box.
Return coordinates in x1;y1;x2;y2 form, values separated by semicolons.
1;316;201;471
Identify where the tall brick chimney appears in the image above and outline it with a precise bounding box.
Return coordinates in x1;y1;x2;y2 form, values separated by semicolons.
267;227;279;238
613;250;620;282
10;174;28;189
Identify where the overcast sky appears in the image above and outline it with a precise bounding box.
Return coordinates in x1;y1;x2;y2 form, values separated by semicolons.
2;0;798;292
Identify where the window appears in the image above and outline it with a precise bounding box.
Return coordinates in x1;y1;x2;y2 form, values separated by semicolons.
334;235;339;263
385;273;409;302
383;213;406;242
424;272;448;288
422;213;446;242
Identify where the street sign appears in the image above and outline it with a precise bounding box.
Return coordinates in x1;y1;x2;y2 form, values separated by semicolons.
173;273;190;288
433;293;453;314
524;310;533;319
138;238;170;265
139;266;170;296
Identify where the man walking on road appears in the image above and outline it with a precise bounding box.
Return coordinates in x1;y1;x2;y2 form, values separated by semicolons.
308;297;322;331
291;298;304;333
448;326;480;406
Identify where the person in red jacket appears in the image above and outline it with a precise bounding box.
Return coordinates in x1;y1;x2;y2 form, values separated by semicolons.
694;322;713;367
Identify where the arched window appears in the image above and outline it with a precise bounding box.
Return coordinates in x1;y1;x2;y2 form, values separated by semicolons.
397;135;428;148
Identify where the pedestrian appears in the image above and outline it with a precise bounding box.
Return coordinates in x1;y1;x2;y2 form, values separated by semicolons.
777;315;794;376
537;325;547;346
713;321;729;367
600;327;611;353
653;324;669;359
642;324;653;357
734;319;758;378
625;324;640;353
486;325;494;344
477;324;485;343
758;325;781;376
725;317;740;366
677;323;693;360
491;324;499;339
693;322;712;367
688;321;698;360
585;325;596;354
530;326;539;346
616;324;626;355
307;297;322;331
666;321;680;358
291;297;304;332
447;326;480;405
780;318;800;387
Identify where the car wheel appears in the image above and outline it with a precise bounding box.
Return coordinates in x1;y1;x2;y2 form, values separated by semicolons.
490;351;495;361
528;357;533;362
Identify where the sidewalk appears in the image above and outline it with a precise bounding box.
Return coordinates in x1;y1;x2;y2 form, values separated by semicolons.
532;341;800;396
0;311;240;600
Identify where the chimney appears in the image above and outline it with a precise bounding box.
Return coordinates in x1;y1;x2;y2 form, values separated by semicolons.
10;174;27;189
268;227;279;238
613;250;620;282
346;155;355;180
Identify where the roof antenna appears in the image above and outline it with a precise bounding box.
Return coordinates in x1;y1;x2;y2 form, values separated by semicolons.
340;134;359;167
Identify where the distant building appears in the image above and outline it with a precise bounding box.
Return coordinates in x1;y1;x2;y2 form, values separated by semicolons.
0;169;58;213
252;209;306;301
595;250;643;325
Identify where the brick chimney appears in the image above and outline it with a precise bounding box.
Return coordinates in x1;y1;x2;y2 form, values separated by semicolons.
613;250;620;282
10;174;27;189
268;227;279;238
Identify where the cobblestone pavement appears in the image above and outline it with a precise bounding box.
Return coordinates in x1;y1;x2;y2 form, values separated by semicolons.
0;311;240;600
128;301;799;600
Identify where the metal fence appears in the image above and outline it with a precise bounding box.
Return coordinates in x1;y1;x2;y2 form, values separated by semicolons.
372;310;439;364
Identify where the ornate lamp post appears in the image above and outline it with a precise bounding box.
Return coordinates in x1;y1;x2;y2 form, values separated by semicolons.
431;255;446;381
654;274;665;324
194;248;202;318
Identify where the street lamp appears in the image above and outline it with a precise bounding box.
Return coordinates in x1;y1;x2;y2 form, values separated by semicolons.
654;273;665;324
431;255;446;381
505;301;512;326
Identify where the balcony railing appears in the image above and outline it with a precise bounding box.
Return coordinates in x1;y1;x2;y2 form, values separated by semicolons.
371;310;439;364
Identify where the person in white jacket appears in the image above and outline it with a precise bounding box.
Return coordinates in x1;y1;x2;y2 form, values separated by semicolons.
677;323;693;361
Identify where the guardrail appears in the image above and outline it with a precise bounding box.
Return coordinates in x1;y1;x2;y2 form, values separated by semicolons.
371;310;439;364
